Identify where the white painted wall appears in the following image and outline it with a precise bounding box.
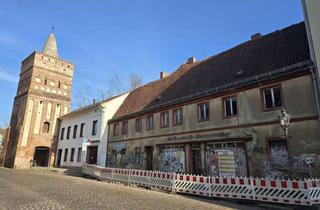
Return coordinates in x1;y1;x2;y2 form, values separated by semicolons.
57;93;128;167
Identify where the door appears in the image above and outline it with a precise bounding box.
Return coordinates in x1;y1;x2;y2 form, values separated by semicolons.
191;148;202;175
86;146;98;164
145;146;153;170
56;149;62;167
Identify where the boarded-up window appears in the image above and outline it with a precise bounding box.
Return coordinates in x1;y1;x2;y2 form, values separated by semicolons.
269;140;289;167
159;145;185;173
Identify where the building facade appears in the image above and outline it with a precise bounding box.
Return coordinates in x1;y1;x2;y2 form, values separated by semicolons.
4;33;74;168
56;93;128;168
107;22;320;179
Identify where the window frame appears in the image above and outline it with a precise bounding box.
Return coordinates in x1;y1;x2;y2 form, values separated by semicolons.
121;121;128;135
92;120;98;136
77;147;82;162
80;123;85;137
113;123;119;136
73;125;78;139
135;118;143;132
172;108;183;126
70;148;75;162
146;115;154;130
197;102;210;122
60;127;65;140
64;148;68;162
160;111;169;128
222;95;238;118
66;126;71;139
266;138;289;169
261;84;283;111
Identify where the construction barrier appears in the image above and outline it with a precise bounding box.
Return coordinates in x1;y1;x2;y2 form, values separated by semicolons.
82;164;320;207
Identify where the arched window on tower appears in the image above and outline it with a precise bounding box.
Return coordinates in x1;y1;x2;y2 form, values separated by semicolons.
43;122;50;134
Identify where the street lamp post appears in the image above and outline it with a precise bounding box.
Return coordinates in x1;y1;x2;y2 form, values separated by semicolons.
278;108;292;177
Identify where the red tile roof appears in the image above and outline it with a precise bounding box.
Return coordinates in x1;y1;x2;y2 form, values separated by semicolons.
113;22;311;120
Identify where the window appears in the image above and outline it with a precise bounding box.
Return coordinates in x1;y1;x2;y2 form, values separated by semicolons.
92;120;98;135
70;148;75;162
120;149;126;165
80;123;85;137
60;127;65;140
122;121;128;135
224;96;238;117
198;102;209;121
173;109;183;125
42;122;50;133
64;149;68;162
160;111;169;128
269;140;289;167
146;115;154;130
66;126;71;139
263;86;282;110
113;123;119;136
73;125;78;138
77;147;82;162
135;118;142;132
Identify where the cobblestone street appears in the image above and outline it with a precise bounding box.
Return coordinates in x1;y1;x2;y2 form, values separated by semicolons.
0;168;296;210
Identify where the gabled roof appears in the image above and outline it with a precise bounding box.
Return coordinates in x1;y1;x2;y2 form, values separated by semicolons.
60;93;128;119
112;22;311;121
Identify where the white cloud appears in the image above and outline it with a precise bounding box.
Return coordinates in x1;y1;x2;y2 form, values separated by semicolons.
0;70;18;83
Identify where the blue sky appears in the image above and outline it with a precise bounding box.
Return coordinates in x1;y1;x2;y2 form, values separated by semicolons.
0;0;304;125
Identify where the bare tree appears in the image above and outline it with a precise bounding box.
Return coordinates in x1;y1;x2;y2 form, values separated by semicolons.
128;73;142;91
72;73;143;109
72;83;95;109
0;115;9;129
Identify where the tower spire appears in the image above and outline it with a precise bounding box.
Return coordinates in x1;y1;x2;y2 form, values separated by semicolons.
42;32;59;58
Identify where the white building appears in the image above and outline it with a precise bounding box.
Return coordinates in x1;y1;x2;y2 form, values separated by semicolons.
56;93;128;167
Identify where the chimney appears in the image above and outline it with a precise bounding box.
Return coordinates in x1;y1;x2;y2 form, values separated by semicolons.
160;71;169;79
186;56;196;64
93;99;96;104
251;33;262;40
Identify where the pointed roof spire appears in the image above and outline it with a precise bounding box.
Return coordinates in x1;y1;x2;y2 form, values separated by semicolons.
42;32;59;58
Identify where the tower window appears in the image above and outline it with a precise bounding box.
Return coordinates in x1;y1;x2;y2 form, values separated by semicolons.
44;79;47;85
43;122;50;133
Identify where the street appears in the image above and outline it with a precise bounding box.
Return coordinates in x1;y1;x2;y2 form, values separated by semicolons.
0;168;295;210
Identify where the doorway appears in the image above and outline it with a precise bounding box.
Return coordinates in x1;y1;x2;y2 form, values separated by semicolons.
86;146;98;164
190;145;202;175
33;147;50;167
56;149;62;167
145;146;153;170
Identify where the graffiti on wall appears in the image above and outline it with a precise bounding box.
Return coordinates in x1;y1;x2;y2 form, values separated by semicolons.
159;145;185;173
107;143;146;169
269;141;289;166
206;143;247;177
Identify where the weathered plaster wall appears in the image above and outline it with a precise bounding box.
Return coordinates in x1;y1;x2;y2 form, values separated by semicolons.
108;74;320;178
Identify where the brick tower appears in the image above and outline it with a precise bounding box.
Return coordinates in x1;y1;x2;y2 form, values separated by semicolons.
4;33;74;168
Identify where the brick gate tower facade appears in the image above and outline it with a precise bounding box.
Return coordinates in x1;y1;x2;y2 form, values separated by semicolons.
4;33;74;168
